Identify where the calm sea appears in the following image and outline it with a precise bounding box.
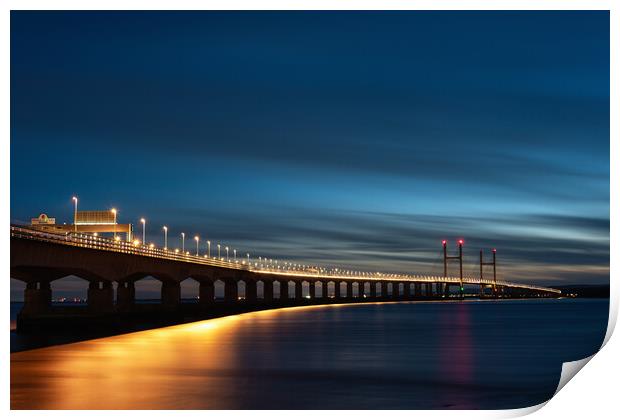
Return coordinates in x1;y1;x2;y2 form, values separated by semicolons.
10;298;608;409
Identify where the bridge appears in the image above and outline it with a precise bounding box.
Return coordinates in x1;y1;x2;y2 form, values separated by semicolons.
11;225;561;332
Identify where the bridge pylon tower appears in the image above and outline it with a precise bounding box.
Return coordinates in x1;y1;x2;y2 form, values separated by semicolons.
442;239;464;299
479;248;497;298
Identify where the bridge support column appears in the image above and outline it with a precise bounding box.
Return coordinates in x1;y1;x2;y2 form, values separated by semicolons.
22;281;52;316
425;283;432;297
370;282;377;298
295;282;303;300
116;281;135;311
346;282;353;298
224;280;238;303
358;282;365;298
162;282;181;308
381;282;388;298
403;283;410;300
88;281;114;313
198;280;214;305
279;281;288;300
414;283;421;297
392;282;400;298
263;280;274;301
334;282;341;299
309;281;316;299
246;280;257;302
444;283;450;298
322;281;328;299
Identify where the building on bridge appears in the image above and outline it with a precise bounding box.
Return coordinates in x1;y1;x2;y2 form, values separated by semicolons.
29;210;133;241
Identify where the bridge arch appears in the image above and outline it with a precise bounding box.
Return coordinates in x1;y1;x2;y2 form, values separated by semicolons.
133;276;163;303
301;280;310;298
256;279;264;299
272;280;281;299
237;279;246;300
314;280;323;298
214;279;225;300
180;277;200;302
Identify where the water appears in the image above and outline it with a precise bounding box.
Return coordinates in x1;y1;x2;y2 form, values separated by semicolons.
10;299;608;409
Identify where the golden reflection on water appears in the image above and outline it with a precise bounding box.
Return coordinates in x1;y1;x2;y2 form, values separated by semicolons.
12;311;262;409
11;303;373;409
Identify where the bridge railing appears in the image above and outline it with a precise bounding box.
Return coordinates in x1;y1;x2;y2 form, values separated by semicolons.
10;225;250;270
10;225;561;294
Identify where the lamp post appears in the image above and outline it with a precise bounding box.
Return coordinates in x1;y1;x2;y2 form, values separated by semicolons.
111;208;117;241
195;236;199;256
225;246;229;261
217;244;221;260
247;253;250;265
72;196;78;232
234;249;237;261
181;232;185;253
207;240;211;258
163;226;168;250
140;218;146;245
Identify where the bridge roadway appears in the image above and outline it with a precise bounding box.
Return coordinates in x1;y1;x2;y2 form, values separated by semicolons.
10;225;561;330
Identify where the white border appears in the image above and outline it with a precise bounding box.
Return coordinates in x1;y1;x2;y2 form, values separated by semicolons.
2;2;617;419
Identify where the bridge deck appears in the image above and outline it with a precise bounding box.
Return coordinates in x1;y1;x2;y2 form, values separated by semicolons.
10;225;561;294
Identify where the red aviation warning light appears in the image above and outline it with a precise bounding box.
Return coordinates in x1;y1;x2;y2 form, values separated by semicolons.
492;248;497;253
442;240;447;246
458;239;464;245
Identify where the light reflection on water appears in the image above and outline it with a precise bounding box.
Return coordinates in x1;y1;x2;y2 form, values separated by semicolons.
10;299;608;409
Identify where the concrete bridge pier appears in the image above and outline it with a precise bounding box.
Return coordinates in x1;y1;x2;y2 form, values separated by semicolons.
198;279;214;305
279;281;288;300
161;282;181;308
22;281;52;316
358;282;365;298
392;282;399;298
403;283;410;300
295;282;303;300
414;283;421;297
263;280;274;301
322;281;328;299
309;281;316;299
370;282;377;298
334;282;341;299
346;282;353;298
116;280;135;311
224;279;238;303
245;280;257;302
425;283;432;297
381;282;388;298
87;281;114;313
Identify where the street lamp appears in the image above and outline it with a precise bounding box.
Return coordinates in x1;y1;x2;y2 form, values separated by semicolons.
111;208;117;241
247;253;250;265
207;240;211;258
163;226;168;250
217;244;221;260
72;196;78;232
181;232;185;253
195;236;199;256
225;246;229;261
140;218;146;245
234;249;237;261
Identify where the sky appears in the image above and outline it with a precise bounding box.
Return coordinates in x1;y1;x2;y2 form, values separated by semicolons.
10;11;609;298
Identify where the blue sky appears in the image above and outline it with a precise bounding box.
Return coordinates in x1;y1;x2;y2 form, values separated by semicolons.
10;11;609;297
